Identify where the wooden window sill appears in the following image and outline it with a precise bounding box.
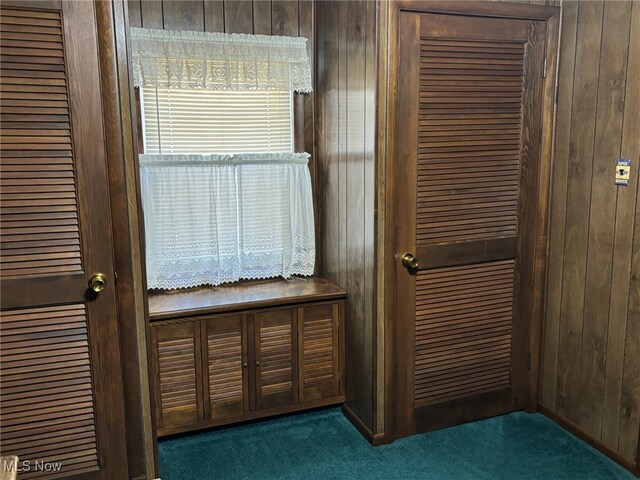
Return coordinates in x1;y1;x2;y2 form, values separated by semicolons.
148;276;346;321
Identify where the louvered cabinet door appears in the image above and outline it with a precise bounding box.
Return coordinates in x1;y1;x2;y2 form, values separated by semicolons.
151;321;204;432
298;303;342;402
0;3;128;478
203;315;249;420
394;12;547;436
253;308;298;411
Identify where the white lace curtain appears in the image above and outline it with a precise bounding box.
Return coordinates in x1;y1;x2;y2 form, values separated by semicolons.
130;27;312;93
139;153;315;290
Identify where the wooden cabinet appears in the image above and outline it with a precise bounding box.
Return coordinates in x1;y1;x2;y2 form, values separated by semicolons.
150;296;344;436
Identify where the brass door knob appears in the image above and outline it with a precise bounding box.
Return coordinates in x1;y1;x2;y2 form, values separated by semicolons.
88;273;107;293
401;253;419;270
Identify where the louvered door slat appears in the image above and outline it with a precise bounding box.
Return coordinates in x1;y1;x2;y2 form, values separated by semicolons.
204;314;248;420
414;261;515;407
0;7;80;278
152;321;202;430
298;304;340;401
416;39;524;245
255;309;297;410
0;304;98;479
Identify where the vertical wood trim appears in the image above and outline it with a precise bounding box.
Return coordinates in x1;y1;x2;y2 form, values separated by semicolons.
242;315;250;414
377;0;390;437
363;0;377;431
337;0;347;289
128;0;142;27
541;0;578;410
204;0;224;32
332;302;340;395
253;0;272;34
392;10;420;436
338;300;346;395
555;0;604;421
98;1;156;477
247;313;257;412
150;326;162;429
200;320;210;420
529;10;559;411
297;306;305;400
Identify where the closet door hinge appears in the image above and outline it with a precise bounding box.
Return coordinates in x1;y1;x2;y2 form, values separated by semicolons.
543;57;547;78
527;352;532;370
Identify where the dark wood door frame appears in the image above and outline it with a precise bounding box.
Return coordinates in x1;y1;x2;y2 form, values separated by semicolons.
95;1;157;478
379;0;560;443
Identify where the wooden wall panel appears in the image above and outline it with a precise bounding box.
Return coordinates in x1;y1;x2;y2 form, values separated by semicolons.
162;0;204;30
316;0;378;433
204;0;224;32
541;0;640;469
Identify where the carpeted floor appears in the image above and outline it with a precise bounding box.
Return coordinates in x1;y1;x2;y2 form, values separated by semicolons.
158;407;635;480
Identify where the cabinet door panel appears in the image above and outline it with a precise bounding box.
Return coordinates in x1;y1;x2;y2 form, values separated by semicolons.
298;303;341;401
151;321;203;430
203;315;249;420
254;308;298;410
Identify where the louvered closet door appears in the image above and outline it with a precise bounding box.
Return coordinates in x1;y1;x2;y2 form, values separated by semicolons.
394;12;546;437
203;315;249;420
0;2;128;478
253;308;298;411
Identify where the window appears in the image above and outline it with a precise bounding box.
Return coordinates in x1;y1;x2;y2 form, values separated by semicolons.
131;27;315;290
141;87;293;154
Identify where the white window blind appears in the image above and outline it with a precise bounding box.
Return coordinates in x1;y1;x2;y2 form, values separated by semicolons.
141;87;293;154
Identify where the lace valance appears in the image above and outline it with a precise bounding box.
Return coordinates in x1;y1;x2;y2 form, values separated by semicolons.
130;27;312;93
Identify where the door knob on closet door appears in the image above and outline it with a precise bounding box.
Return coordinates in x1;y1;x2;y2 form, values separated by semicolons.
255;361;261;368
401;253;419;270
88;273;107;293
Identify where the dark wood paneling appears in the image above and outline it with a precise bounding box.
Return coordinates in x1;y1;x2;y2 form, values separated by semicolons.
253;0;272;34
316;0;377;432
203;0;224;32
140;0;163;28
162;0;204;31
272;0;298;36
541;0;640;469
224;0;253;33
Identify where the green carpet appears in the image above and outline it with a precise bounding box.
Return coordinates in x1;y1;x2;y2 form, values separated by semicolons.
158;407;635;480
